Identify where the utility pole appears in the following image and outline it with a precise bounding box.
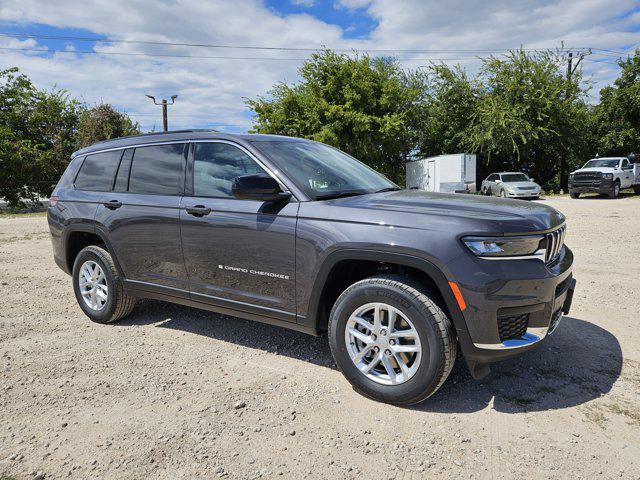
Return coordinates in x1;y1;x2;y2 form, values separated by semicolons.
560;47;590;191
146;94;178;132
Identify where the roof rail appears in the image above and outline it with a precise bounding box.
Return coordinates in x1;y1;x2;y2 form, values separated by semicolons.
86;129;221;147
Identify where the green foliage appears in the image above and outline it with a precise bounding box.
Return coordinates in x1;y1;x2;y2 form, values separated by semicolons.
415;64;480;157
0;69;139;207
461;50;592;189
0;68;81;206
592;49;640;156
76;103;140;149
245;50;424;182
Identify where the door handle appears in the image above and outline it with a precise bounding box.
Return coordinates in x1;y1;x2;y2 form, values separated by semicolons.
186;205;212;217
103;200;122;210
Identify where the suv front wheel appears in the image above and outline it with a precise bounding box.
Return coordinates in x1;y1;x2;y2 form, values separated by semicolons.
608;180;620;199
328;274;457;406
72;245;136;324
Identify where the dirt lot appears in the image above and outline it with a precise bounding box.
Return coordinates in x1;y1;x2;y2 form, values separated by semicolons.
1;196;639;480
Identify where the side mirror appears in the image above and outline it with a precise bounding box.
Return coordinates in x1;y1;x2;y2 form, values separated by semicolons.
495;180;502;184
232;173;291;203
530;178;535;182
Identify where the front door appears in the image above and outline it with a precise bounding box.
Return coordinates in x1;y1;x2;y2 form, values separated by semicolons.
180;141;298;321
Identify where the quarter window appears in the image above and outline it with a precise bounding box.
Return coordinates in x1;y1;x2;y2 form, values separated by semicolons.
74;150;123;191
193;143;265;198
129;144;185;195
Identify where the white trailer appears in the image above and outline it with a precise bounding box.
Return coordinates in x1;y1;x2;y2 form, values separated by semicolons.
405;154;476;193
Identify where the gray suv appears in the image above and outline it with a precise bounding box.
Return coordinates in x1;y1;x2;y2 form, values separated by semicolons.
48;131;575;405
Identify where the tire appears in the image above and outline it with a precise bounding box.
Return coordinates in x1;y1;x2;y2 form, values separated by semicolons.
481;186;487;195
72;245;136;324
328;274;457;406
608;181;620;199
500;189;507;198
570;192;580;199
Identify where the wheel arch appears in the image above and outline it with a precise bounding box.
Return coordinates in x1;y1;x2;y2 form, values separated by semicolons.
64;225;125;277
304;249;467;336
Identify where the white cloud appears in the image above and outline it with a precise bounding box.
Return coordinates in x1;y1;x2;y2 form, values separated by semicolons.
1;0;637;131
291;0;317;7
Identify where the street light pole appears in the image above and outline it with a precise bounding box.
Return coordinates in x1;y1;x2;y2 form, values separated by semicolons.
145;94;178;132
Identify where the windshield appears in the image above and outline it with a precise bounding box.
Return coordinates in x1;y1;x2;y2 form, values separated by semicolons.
583;159;620;169
252;140;397;200
501;173;530;182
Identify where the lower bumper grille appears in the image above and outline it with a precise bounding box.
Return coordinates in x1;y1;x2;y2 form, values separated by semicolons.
497;313;529;342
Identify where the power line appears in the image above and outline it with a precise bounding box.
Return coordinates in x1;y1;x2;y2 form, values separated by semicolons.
0;31;575;54
0;46;494;62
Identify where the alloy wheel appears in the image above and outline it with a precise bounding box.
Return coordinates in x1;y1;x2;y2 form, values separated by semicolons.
345;302;422;385
78;260;108;311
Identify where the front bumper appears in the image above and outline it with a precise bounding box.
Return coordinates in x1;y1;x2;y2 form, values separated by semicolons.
447;245;575;365
505;190;540;198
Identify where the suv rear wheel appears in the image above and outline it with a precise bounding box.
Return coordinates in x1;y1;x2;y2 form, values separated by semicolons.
328;274;457;405
72;245;136;323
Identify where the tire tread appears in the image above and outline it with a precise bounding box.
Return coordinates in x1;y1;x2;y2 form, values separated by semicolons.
78;245;136;323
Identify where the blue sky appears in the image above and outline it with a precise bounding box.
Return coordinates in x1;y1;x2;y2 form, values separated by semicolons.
1;0;638;133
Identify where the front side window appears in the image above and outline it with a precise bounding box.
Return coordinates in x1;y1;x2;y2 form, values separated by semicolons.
252;140;397;200
74;150;123;191
193;143;265;198
129;144;185;195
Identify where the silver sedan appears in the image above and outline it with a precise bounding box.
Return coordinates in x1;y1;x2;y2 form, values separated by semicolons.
481;172;541;199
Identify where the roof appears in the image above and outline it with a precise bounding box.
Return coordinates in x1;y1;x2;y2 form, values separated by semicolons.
71;130;307;158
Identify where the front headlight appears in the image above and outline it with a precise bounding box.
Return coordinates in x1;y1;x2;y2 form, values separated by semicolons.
462;235;545;258
603;173;613;179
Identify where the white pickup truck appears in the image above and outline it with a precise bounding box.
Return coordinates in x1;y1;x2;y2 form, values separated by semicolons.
568;157;640;199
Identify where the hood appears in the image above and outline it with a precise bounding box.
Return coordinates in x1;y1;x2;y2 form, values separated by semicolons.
307;190;565;234
572;167;616;174
501;181;540;189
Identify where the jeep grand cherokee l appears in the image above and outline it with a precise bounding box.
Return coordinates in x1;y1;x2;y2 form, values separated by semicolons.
48;131;575;405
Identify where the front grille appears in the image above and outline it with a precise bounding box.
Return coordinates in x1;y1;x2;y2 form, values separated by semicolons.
497;313;529;341
573;171;602;182
572;171;602;187
545;225;566;265
518;186;536;191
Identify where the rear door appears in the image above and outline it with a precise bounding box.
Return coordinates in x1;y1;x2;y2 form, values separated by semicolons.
180;141;298;321
94;142;190;295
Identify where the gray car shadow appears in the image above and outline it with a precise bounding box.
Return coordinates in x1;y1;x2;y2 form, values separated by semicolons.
119;305;621;413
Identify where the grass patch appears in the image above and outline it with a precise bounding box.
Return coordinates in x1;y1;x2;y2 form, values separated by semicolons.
582;404;607;428
0;211;47;218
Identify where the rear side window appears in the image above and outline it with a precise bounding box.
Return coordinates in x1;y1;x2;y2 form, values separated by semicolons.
129;144;185;195
193;142;265;197
74;151;123;191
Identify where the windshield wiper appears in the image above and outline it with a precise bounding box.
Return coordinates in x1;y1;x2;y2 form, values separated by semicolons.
314;190;368;200
374;187;402;193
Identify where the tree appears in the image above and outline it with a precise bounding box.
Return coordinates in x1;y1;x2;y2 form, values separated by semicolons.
76;103;139;149
592;49;640;157
0;68;81;206
245;50;424;182
460;50;591;190
415;64;480;158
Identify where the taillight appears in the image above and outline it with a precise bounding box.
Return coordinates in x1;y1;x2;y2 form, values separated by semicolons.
49;196;60;207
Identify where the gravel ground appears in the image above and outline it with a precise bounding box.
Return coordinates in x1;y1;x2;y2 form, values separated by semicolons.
1;196;639;480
